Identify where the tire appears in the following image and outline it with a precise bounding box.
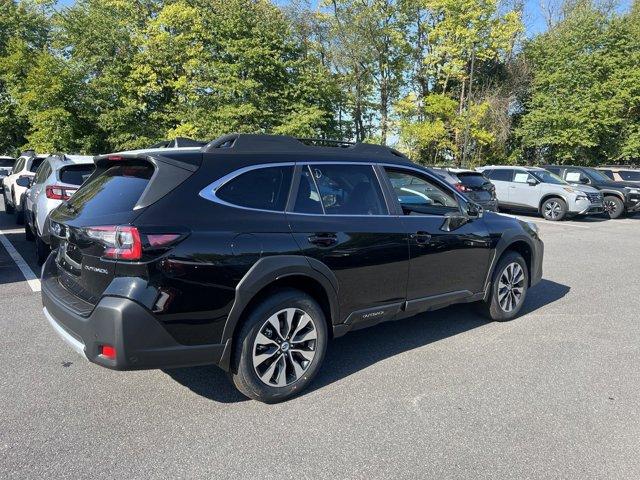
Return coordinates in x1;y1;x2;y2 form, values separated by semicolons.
15;197;24;225
24;220;35;241
541;197;567;221
478;251;529;322
603;195;625;219
35;233;50;266
4;190;14;214
230;288;328;403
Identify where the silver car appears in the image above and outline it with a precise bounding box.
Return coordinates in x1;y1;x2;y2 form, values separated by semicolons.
476;166;604;221
24;154;94;264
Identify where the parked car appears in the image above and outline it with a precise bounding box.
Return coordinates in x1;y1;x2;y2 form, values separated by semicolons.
24;154;95;264
543;165;640;218
596;166;640;186
476;166;603;221
432;168;498;212
42;134;543;403
0;156;15;189
2;151;47;220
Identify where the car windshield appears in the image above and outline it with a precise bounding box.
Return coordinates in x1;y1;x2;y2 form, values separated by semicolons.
531;170;567;185
0;159;14;167
584;167;612;182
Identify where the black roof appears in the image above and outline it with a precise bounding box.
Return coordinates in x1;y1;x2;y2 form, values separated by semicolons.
202;134;412;164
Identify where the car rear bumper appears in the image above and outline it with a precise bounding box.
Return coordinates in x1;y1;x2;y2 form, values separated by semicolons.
41;256;228;371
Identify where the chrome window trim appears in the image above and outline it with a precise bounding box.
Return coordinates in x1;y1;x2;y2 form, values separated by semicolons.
198;160;464;218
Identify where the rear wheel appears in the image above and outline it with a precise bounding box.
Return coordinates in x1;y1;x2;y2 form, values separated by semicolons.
24;220;35;241
3;190;14;214
230;289;328;403
479;251;529;322
603;195;624;219
35;232;50;266
541;197;567;221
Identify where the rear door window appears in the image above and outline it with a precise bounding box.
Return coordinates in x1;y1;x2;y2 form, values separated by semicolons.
66;163;154;216
216;165;293;211
619;170;640;181
303;164;387;215
29;157;44;172
486;169;514;182
59;164;95;186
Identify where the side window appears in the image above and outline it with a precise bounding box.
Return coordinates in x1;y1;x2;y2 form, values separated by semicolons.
14;158;24;173
600;169;614;180
545;166;561;176
565;168;588;184
486;169;513;182
385;168;459;216
216;165;293;211
619;170;640;181
302;164;387;215
29;157;45;172
513;171;533;184
293;166;323;214
33;162;50;184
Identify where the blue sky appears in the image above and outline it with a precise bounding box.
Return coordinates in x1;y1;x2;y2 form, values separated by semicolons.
55;0;633;38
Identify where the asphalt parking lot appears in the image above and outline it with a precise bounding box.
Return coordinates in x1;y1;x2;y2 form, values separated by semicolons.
0;202;638;480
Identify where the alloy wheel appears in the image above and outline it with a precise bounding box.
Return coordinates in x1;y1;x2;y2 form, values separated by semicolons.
544;201;562;220
604;200;617;215
252;308;318;387
497;262;525;313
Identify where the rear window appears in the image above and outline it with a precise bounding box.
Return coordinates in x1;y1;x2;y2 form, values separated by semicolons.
59;164;95;186
65;163;154;215
216;166;293;211
456;172;490;187
29;157;45;172
619;170;640;181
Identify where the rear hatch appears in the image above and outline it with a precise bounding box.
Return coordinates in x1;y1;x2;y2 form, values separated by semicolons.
48;151;200;307
455;172;495;203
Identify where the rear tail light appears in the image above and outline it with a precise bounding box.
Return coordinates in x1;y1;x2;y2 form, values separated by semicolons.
100;345;116;360
84;226;185;261
85;226;142;260
454;182;471;193
46;185;77;200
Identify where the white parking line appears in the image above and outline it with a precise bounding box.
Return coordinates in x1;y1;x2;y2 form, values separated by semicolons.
0;229;41;292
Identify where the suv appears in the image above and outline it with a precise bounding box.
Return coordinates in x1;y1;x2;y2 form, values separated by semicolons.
596;166;640;186
24;154;95;264
432;168;498;212
42;135;543;403
2;151;47;219
543;165;640;218
477;166;603;221
0;156;15;188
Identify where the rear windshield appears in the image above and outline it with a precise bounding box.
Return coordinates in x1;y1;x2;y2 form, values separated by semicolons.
59;164;95;185
29;157;45;172
456;172;490;187
65;163;154;215
0;159;14;167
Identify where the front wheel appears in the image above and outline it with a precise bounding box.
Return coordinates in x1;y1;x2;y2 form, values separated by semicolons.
603;195;624;219
479;251;529;322
230;289;328;403
3;190;14;214
15;197;25;225
541;197;567;221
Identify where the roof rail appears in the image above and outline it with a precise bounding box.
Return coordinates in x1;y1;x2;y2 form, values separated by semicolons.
202;133;409;160
149;137;207;149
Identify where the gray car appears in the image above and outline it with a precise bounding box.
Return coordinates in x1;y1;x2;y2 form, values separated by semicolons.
477;166;604;221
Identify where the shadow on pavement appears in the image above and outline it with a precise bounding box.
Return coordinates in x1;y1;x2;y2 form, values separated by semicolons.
165;278;570;403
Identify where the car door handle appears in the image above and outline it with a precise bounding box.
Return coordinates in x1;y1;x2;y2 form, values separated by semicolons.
308;233;338;247
411;231;432;244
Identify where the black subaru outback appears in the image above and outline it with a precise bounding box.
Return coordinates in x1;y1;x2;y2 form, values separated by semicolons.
42;135;543;402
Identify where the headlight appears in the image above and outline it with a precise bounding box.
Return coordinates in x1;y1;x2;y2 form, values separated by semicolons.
576;194;587;200
526;220;539;235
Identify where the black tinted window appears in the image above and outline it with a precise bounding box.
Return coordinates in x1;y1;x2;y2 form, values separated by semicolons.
293;167;323;214
217;166;292;211
29;157;44;172
66;163;154;215
457;172;490;187
600;169;614;180
307;164;386;215
486;169;513;181
0;159;13;167
619;170;640;181
60;165;95;185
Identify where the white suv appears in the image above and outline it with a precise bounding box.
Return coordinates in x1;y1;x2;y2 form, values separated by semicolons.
2;151;48;220
477;166;604;221
24;154;94;264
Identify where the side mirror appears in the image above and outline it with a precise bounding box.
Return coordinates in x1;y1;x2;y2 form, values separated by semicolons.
527;178;538;186
580;177;590;185
15;176;31;188
467;202;484;219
